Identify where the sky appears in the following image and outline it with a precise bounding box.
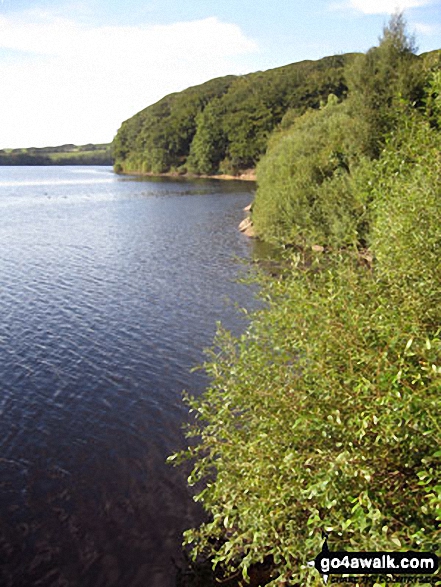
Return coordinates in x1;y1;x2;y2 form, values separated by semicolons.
0;0;440;148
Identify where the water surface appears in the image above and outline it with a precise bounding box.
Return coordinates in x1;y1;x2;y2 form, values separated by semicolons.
0;166;256;587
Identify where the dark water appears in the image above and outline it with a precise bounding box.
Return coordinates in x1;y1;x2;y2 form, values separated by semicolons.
0;166;256;587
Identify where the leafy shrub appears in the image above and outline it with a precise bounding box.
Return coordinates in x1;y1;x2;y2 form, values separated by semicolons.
173;249;440;585
253;102;364;247
368;116;441;328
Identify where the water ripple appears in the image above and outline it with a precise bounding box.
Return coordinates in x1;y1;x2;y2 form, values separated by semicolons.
0;166;256;586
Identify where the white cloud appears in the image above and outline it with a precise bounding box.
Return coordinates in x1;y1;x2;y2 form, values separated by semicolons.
347;0;431;14
0;11;258;147
413;21;439;34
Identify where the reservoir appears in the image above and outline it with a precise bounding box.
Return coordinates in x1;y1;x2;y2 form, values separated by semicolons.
0;166;256;587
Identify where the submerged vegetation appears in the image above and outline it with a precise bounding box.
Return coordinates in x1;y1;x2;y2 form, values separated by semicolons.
168;14;441;586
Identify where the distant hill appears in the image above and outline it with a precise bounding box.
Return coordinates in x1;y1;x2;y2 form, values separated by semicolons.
420;48;441;65
0;143;113;166
112;53;359;176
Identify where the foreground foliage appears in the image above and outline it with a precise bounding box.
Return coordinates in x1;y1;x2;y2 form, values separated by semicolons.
170;15;441;586
172;121;441;584
175;257;440;585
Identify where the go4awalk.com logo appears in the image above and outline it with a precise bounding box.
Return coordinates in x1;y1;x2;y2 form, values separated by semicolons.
308;535;439;584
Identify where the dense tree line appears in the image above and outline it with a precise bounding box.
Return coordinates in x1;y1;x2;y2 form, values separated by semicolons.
112;54;355;175
0;152;54;165
170;15;441;586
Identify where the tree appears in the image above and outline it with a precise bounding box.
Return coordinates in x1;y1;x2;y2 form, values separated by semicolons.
346;11;424;157
187;99;227;175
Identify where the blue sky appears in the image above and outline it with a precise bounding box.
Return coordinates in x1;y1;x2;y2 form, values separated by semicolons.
1;0;440;148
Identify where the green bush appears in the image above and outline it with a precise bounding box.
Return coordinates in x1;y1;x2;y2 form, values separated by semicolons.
173;249;440;585
368;116;441;328
253;102;364;247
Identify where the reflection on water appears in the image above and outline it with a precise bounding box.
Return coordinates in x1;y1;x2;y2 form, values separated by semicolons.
0;166;256;587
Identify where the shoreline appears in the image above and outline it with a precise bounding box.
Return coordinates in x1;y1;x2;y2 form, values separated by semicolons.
115;169;257;182
117;167;258;238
